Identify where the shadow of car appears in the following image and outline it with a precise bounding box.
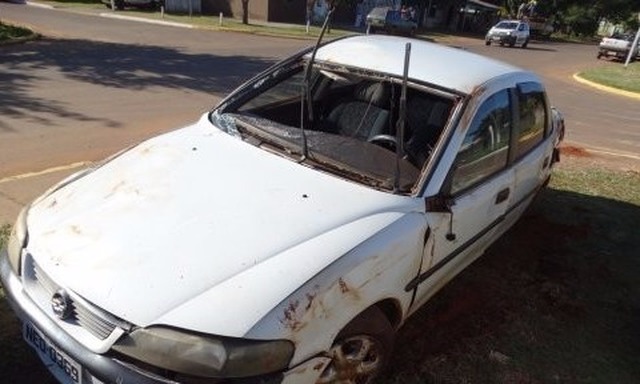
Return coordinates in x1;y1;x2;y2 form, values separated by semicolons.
366;6;418;37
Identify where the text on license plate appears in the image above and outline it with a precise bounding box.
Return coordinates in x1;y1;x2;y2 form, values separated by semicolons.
24;322;82;384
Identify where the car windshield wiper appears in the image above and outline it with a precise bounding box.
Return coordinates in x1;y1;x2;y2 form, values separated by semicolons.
394;42;411;192
300;8;334;162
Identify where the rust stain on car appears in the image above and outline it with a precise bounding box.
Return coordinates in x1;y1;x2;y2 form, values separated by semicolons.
338;278;349;294
305;293;316;311
281;300;303;331
70;225;82;235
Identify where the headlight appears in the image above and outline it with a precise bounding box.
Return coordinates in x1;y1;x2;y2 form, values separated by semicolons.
112;326;294;378
6;206;29;275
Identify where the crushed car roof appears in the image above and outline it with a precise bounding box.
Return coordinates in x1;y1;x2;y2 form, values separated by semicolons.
312;35;522;95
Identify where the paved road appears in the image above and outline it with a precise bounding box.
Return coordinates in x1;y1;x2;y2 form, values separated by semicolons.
0;2;309;224
1;2;639;225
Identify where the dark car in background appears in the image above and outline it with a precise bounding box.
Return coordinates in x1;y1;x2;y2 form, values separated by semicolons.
366;6;418;37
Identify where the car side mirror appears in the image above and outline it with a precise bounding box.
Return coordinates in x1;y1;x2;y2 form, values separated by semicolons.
425;194;454;212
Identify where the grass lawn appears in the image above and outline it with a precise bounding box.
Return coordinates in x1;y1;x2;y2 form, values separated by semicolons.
0;21;38;43
578;61;640;94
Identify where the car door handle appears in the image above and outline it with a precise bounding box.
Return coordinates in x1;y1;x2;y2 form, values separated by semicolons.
495;188;510;204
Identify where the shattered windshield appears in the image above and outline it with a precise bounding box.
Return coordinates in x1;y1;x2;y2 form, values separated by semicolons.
212;60;455;194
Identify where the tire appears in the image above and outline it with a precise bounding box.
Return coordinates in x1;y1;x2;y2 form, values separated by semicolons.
485;40;491;46
521;39;529;48
317;306;394;384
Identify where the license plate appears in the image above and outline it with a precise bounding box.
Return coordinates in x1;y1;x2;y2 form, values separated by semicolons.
24;322;83;384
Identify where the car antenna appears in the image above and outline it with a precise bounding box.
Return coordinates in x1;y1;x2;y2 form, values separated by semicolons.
394;42;411;192
299;7;334;162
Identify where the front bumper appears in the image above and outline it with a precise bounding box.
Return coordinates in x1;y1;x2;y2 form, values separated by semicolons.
487;34;516;44
0;252;330;384
598;47;631;58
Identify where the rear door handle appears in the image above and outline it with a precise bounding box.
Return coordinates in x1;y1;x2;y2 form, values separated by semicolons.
495;188;510;204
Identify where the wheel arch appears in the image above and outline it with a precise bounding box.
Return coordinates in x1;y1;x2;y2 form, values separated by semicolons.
374;298;403;330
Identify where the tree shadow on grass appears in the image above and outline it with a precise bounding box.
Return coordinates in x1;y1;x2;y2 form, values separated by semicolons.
384;186;640;383
0;37;276;131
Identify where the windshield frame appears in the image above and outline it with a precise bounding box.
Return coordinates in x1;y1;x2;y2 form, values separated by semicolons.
210;55;461;196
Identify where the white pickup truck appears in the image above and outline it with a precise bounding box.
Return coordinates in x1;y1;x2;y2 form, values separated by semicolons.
597;33;639;60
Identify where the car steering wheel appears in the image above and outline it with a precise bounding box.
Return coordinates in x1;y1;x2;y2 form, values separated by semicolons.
367;134;397;151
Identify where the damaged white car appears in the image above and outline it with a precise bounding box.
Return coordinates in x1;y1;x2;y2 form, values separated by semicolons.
1;34;564;384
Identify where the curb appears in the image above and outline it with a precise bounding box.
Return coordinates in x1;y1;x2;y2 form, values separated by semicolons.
98;12;194;29
572;73;640;100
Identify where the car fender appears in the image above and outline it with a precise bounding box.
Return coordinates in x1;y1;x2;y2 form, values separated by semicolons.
246;212;427;366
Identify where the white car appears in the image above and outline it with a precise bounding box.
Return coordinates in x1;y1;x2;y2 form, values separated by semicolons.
485;20;531;48
597;32;640;61
1;35;563;384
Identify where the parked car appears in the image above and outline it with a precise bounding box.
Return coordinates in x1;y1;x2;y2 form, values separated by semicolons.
1;34;564;384
366;6;418;36
485;19;531;48
597;32;640;61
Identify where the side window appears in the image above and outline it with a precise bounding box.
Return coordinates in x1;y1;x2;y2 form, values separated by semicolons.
515;82;547;158
450;89;512;195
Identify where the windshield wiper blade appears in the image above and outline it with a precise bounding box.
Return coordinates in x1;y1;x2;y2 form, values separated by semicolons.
394;42;411;192
299;8;334;162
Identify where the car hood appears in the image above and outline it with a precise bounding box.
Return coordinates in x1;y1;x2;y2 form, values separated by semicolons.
26;113;418;336
490;27;516;33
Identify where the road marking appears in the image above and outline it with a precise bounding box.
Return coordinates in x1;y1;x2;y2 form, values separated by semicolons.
0;162;91;185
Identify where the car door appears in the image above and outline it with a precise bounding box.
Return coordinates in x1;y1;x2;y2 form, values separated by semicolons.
501;81;553;229
516;23;527;44
408;88;515;308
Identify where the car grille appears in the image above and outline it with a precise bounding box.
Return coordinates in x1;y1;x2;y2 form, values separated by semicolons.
22;253;127;341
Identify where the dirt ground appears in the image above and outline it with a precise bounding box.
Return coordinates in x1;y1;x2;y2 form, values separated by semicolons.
558;144;640;173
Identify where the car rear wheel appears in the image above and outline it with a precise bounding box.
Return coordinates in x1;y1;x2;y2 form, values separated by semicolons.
317;306;394;384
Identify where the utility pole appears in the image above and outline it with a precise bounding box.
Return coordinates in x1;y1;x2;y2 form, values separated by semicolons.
624;14;640;68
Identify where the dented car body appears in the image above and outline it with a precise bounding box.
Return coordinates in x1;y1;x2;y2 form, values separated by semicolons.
1;35;564;384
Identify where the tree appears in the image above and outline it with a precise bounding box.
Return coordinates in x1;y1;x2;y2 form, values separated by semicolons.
242;0;249;25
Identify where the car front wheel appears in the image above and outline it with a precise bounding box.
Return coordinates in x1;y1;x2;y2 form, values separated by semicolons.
317;306;394;384
521;38;529;48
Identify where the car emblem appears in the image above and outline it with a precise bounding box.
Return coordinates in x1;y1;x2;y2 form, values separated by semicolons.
51;289;73;320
